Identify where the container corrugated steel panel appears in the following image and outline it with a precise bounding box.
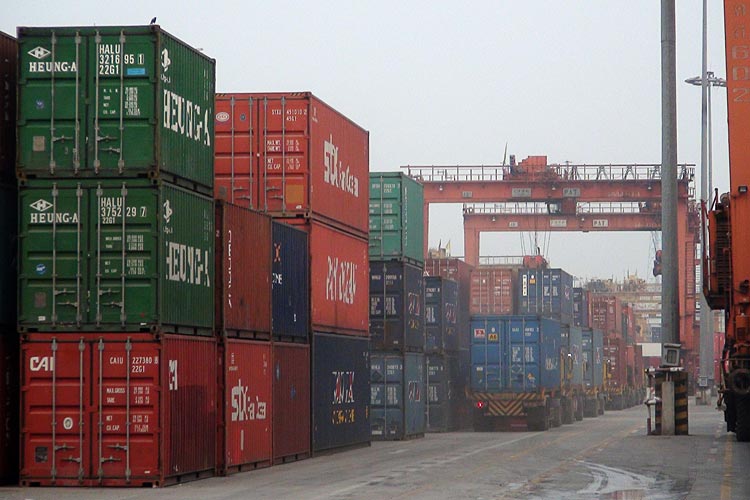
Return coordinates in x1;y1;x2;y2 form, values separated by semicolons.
425;277;458;353
214;93;369;236
288;219;368;336
368;172;423;263
582;328;604;390
272;342;310;463
516;268;574;324
370;352;425;440
604;335;627;389
369;260;425;351
591;296;622;334
0;332;19;484
215;202;271;338
470;315;562;393
18;180;214;333
217;339;272;474
312;332;370;453
20;333;217;487
566;325;584;387
470;267;514;316
0;184;17;327
272;222;309;341
0;32;16;181
426;353;459;432
425;258;473;350
572;288;590;328
16;26;215;192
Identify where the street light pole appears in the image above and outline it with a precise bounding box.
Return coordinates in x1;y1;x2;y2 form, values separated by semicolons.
685;55;726;404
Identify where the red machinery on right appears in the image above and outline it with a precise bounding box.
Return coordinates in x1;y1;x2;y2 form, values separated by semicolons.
703;0;750;441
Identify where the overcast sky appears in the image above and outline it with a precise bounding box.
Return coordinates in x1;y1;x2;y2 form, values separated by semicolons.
3;1;729;283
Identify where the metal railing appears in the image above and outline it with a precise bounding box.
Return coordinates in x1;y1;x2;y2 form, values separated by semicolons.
462;201;659;215
402;163;695;183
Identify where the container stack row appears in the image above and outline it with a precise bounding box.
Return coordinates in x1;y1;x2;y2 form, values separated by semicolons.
2;24;373;489
588;293;646;410
10;26;219;487
213;92;371;456
369;172;427;440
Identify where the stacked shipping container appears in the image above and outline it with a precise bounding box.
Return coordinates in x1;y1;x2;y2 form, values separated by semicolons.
425;257;474;429
0;31;18;485
16;26;220;486
369;172;425;440
214;91;370;455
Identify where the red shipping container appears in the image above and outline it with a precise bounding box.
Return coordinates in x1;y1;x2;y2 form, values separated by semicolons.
272;342;310;464
287;219;368;336
603;335;627;389
217;339;272;475
634;344;645;389
591;296;622;334
214;92;370;237
469;267;515;315
20;333;217;487
215;202;272;338
0;333;18;485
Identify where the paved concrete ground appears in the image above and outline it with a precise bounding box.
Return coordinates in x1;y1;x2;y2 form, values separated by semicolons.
1;399;747;499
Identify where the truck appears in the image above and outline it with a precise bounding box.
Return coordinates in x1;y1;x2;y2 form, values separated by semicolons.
702;0;750;441
468;315;582;431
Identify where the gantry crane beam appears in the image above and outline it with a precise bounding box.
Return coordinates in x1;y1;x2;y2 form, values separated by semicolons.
462;212;662;234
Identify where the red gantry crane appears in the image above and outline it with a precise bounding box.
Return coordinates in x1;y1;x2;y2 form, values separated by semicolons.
403;156;700;378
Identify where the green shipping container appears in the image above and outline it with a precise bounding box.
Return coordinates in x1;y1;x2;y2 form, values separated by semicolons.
0;184;17;326
18;179;214;333
369;172;424;264
16;26;215;192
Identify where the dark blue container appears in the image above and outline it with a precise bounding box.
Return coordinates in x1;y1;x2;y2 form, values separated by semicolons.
572;287;590;328
312;332;370;453
470;315;562;393
425;277;458;353
516;269;574;324
0;184;16;327
370;351;426;440
272;222;310;342
564;325;584;387
370;261;425;352
426;353;459;432
582;328;604;390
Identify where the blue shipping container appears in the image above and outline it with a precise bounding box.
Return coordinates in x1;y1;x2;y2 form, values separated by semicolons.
582;328;604;389
470;315;563;393
516;269;574;324
425;277;459;353
312;333;370;453
572;287;590;328
564;325;584;387
370;261;425;351
426;353;459;432
370;352;426;440
272;222;310;341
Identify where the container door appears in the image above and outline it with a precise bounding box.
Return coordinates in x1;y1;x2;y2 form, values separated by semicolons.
272;343;310;462
510;342;540;391
214;95;255;207
91;337;160;484
19;183;88;328
86;32;156;173
368;174;403;259
470;318;504;391
89;184;158;327
222;341;272;471
404;353;425;436
21;338;90;483
257;96;310;214
18;30;88;173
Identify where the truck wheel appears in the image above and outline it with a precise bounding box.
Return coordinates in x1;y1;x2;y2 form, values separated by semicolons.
574;395;584;421
735;395;750;442
562;398;574;425
527;406;548;431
